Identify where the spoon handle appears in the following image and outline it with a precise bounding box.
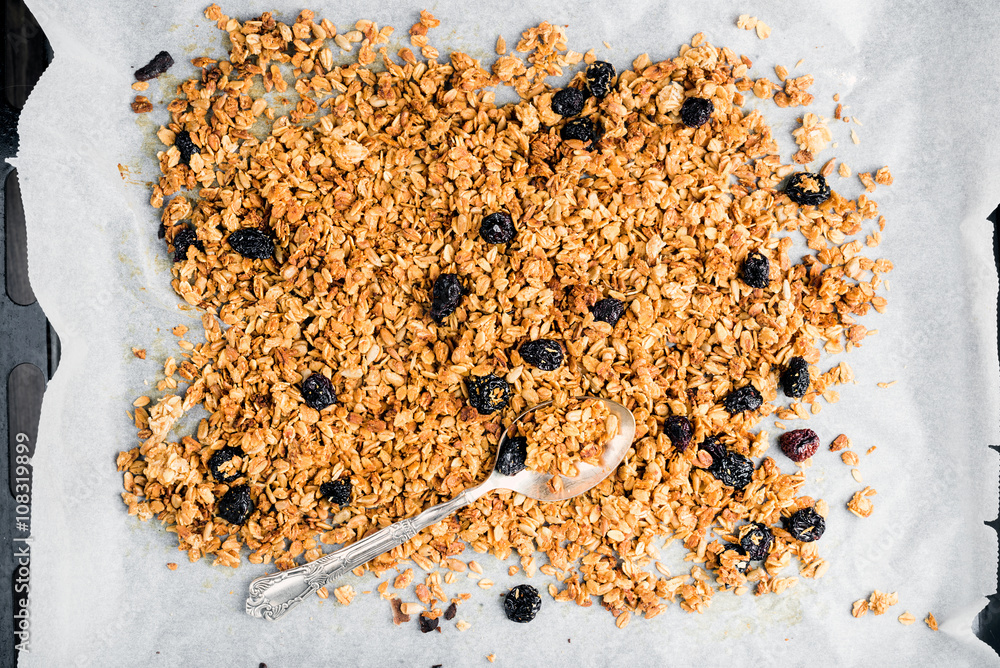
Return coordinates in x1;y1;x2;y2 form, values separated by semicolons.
246;486;485;620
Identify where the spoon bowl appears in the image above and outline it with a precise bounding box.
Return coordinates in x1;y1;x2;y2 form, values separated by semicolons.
485;397;636;502
246;396;636;620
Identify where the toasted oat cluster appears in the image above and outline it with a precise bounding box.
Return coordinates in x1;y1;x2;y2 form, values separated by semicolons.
520;397;617;477
118;5;893;624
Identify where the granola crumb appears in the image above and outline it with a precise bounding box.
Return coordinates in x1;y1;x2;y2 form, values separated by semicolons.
131;81;149;91
792;150;813;164
839;162;852;178
496;35;506;55
848;487;876;517
172;325;188;337
131;96;153;113
925;613;939;630
877;381;897;388
851;128;861;144
131;347;146;359
167;562;178;571
487;654;497;663
456;620;471;631
866;446;878;455
394;568;414;589
830;434;851;452
859;172;877;193
898;611;916;626
875;166;894;185
852;598;869;618
755;21;772;39
793;113;832;155
736;14;758;30
334;585;356;606
316;586;329;599
841;451;859;466
868;590;898;615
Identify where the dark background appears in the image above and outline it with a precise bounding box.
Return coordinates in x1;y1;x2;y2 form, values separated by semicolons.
0;1;997;665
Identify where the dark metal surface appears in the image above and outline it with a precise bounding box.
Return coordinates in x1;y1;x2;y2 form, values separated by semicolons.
2;2;55;666
0;0;996;663
975;204;1000;653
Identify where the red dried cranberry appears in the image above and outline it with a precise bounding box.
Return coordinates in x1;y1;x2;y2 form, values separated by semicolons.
779;428;820;463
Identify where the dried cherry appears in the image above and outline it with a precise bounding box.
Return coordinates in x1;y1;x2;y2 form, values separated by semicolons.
466;374;511;415
518;339;564;371
779;428;820;463
784;507;826;542
504;584;542;622
217;484;254;525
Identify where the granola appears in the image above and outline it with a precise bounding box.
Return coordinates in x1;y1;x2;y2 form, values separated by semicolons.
520;398;616;477
119;6;894;624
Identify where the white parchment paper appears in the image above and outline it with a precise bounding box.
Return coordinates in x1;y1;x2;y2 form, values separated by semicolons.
12;0;1000;665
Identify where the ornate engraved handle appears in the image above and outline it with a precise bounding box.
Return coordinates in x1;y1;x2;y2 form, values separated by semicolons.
246;485;488;620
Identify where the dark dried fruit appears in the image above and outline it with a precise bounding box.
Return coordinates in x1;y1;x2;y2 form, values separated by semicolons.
429;273;464;323
724;384;762;415
590;298;625;327
134;50;174;81
780;356;810;398
739;522;774;560
699;435;725;462
518;339;564;371
301;373;336;410
723;545;751;573
560;117;596;144
504;584;541;623
217;484;254;525
171;227;203;262
783;507;826;542
419;615;439;633
228;228;275;260
680;96;714;128
784;172;831;206
320;478;352;505
495;436;527;476
742;251;770;289
585;61;616;99
551;87;587;116
779;428;820;463
175;130;198;164
466;374;511;415
444;602;457;620
665;415;693;452
208;446;242;483
709;451;754;490
479;211;516;244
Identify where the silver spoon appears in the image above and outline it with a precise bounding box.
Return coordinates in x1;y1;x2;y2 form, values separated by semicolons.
245;396;636;620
